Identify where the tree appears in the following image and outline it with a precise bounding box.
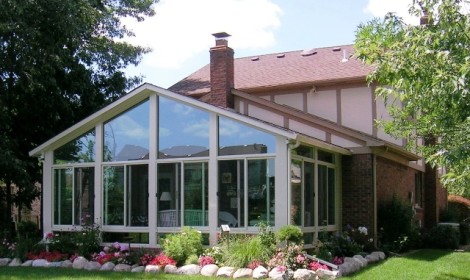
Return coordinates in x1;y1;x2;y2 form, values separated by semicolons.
0;0;157;237
355;0;470;196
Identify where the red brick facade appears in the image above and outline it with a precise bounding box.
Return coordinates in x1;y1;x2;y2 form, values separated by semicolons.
342;154;448;239
209;38;234;108
342;154;375;235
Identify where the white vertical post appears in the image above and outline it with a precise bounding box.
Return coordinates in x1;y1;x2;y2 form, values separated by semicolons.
43;151;53;233
208;112;218;245
148;94;157;246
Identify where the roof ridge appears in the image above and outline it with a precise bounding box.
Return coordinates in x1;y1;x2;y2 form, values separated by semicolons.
236;43;355;60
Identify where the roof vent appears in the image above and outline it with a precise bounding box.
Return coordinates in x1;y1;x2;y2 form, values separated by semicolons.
276;53;285;58
251;56;259;61
301;49;317;56
341;49;349;63
332;47;341;52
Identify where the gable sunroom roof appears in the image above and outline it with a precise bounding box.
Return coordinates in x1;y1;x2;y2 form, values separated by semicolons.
29;83;303;157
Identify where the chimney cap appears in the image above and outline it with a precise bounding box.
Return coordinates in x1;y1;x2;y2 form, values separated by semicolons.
212;32;231;39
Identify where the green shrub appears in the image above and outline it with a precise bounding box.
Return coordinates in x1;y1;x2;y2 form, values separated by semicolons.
74;217;101;258
423;225;460;249
162;227;202;265
275;225;303;245
460;222;469;245
220;235;271;268
185;254;199;265
16;221;40;239
377;195;413;246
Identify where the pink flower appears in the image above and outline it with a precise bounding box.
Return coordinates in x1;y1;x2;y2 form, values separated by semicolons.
120;244;129;252
113;242;120;250
103;246;110;252
276;265;287;272
296;254;305;263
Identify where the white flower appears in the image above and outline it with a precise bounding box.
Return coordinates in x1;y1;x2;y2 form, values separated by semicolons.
358;226;368;235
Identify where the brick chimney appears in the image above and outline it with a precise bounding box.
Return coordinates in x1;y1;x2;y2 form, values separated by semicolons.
209;32;234;108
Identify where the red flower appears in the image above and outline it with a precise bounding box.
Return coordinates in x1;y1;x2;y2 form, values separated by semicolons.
149;253;176;267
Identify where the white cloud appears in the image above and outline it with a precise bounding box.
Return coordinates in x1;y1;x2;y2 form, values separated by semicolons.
364;0;419;25
123;0;282;69
113;115;148;139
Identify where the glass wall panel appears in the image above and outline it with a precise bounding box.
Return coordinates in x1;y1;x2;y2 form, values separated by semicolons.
318;150;335;163
218;160;244;227
184;162;208;226
247;159;275;226
104;100;149;162
157;163;181;227
74;167;94;224
54;130;95;164
218;117;275;155
127;165;148;226
290;159;302;225
318;165;328;226
158;97;209;158
54;168;73;225
103;166;125;225
304;162;315;227
327;167;336;225
293;145;314;159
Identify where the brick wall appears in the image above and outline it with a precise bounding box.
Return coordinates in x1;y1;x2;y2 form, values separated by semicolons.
209;39;234;108
424;164;448;228
375;156;423;225
342;154;375;235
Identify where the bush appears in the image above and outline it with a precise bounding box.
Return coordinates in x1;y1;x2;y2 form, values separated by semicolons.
460;222;469;245
423;225;460;249
275;225;303;245
377;195;414;248
162;227;202;265
219;235;271;268
16;221;40;239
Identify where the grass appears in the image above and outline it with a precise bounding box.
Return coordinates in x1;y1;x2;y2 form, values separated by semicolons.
343;249;470;280
1;249;469;279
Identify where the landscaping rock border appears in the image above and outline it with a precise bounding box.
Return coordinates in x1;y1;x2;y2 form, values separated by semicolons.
0;251;386;279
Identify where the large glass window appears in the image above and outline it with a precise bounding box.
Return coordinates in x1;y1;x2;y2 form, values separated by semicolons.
184;162;208;226
318;165;335;226
103;165;148;226
54;130;95;164
158;97;209;158
104;100;149;162
248;159;275;226
218;158;275;228
290;145;337;229
54;167;94;225
157;163;181;227
218;117;276;155
74;167;94;224
54;168;73;225
218;160;244;227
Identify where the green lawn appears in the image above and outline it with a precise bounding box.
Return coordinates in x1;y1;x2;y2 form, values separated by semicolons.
0;249;469;280
343;249;470;280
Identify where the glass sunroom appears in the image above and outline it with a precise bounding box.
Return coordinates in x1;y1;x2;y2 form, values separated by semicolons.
31;84;342;247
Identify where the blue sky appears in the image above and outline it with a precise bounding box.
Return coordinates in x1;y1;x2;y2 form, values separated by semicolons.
124;0;418;89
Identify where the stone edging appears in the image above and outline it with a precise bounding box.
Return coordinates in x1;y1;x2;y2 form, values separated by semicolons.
0;251;386;279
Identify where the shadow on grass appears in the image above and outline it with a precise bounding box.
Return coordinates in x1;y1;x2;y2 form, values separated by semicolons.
434;273;470;280
400;249;452;261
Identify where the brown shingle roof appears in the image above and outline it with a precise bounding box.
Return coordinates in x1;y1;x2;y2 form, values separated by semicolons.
169;44;373;96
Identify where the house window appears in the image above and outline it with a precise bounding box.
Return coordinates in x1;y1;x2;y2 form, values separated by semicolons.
290;145;338;230
218;158;275;228
184;162;208;227
54;130;95;164
158;96;209;158
103;100;149;162
103;164;148;226
218;117;276;155
53;167;94;225
415;172;423;207
157;163;181;227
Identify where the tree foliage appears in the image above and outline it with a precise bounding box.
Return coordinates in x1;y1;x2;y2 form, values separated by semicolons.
0;0;157;235
355;0;470;196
